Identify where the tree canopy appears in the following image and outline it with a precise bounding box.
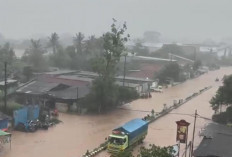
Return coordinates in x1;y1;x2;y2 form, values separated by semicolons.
116;144;175;157
210;74;232;111
155;62;180;84
84;19;130;113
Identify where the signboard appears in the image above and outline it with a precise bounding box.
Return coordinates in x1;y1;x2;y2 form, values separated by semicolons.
176;120;190;143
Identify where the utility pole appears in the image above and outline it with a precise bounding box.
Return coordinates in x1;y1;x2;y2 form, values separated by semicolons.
4;62;7;112
77;87;80;114
123;55;127;87
191;110;197;156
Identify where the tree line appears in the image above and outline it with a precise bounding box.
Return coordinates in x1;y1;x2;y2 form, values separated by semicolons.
0;20;139;113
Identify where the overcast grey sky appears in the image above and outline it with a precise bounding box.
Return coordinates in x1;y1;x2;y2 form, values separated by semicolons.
0;0;232;42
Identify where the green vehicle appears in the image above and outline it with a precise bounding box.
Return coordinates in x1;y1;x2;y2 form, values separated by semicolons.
107;119;148;153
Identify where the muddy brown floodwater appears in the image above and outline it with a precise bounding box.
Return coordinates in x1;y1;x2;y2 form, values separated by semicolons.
2;67;232;157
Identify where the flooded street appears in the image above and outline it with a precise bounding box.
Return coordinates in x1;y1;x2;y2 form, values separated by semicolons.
3;67;232;157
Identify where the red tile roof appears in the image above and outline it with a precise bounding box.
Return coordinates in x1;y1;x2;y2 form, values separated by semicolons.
128;63;163;79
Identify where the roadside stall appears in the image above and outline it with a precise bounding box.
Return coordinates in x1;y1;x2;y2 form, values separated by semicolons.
0;130;11;150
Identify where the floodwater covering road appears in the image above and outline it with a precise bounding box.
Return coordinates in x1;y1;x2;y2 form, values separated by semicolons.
2;67;232;157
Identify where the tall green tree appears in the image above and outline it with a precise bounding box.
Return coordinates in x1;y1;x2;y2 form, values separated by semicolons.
22;39;48;72
0;43;17;79
48;32;59;54
156;62;180;84
193;59;202;71
87;19;129;113
210;74;232;112
49;47;71;68
132;41;149;56
22;66;33;82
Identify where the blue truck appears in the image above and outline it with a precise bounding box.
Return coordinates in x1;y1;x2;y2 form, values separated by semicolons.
107;118;148;153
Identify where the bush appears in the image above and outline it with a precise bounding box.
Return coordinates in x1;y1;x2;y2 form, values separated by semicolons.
0;101;23;116
212;107;232;124
118;86;139;103
212;112;228;124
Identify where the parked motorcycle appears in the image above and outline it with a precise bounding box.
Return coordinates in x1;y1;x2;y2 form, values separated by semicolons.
27;120;37;132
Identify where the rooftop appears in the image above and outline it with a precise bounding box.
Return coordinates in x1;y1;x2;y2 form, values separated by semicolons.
43;70;77;75
116;75;154;82
57;75;93;82
16;80;90;100
194;123;232;157
76;71;99;77
16;81;61;95
0;79;18;86
134;56;177;62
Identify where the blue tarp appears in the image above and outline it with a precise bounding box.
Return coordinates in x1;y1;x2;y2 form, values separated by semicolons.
114;119;148;145
14;105;40;128
0;119;8;129
121;119;148;133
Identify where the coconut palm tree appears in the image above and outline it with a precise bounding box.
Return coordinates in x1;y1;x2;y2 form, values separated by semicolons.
48;32;59;54
73;32;84;54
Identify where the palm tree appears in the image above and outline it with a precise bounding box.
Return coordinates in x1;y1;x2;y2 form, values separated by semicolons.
48;32;59;54
25;39;47;71
73;32;84;54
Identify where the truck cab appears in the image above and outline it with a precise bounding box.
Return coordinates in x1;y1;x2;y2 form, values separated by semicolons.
108;131;128;152
107;119;148;153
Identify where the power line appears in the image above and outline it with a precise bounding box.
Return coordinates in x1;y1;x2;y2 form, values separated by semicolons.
117;107;212;121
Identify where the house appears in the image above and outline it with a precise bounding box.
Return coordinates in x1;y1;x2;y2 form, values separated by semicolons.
115;81;142;93
16;80;90;112
115;76;153;93
123;55;174;80
194;123;232;157
0;79;18;98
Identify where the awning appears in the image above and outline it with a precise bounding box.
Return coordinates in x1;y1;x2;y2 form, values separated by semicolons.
0;130;11;136
0;130;11;148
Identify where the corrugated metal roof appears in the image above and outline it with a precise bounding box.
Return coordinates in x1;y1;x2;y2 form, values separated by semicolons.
57;75;93;82
43;70;77;75
48;86;90;99
16;80;90;100
116;76;153;82
16;81;60;94
0;79;18;86
194;123;232;157
194;134;232;157
134;56;177;62
122;119;147;133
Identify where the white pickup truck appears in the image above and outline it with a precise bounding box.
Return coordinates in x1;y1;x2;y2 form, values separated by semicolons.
150;85;163;93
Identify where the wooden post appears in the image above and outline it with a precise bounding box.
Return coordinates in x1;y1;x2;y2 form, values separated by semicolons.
4;62;7;112
191;110;197;156
77;87;80;114
123;55;127;87
185;127;189;157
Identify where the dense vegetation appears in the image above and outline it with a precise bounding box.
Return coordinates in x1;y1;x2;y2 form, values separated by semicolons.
82;20;138;113
116;144;175;157
210;74;232;124
0;20;139;114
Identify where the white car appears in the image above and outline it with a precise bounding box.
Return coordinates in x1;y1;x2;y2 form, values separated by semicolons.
150;86;163;93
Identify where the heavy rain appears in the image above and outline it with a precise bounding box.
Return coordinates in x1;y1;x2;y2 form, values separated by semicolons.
0;1;232;157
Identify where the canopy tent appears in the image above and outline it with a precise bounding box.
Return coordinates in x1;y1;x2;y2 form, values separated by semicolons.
0;130;11;149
